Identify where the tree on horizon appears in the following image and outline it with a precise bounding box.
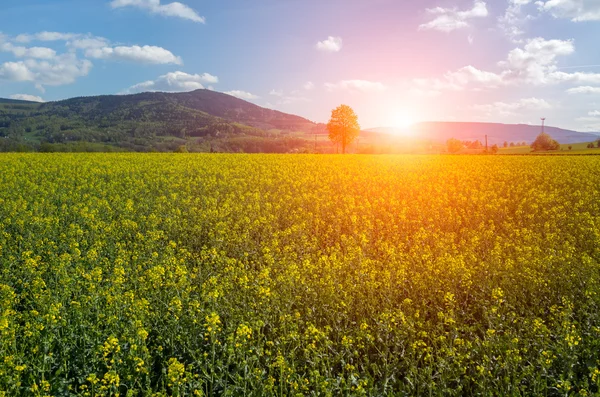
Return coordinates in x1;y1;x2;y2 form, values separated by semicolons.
446;138;463;153
327;105;360;154
531;132;560;151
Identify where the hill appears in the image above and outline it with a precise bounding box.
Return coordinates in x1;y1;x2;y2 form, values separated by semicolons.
3;90;599;153
367;122;600;145
0;98;40;105
0;90;316;152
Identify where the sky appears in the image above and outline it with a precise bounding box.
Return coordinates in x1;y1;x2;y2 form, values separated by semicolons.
1;0;600;131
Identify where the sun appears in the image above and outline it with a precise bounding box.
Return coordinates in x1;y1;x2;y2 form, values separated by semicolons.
390;113;415;135
393;115;414;129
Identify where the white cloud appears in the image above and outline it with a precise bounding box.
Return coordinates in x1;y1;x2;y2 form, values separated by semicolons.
303;81;315;90
0;43;56;59
500;37;575;84
269;89;283;97
589;110;600;116
0;54;92;89
567;86;600;94
9;32;180;66
473;97;551;115
225;90;259;100
15;31;77;43
316;36;343;52
110;0;205;23
196;73;218;84
9;94;45;102
419;1;489;32
2;31;184;89
500;38;600;86
447;65;505;87
27;55;93;87
417;37;600;93
325;79;386;93
122;71;218;93
85;45;182;65
536;0;600;22
0;62;35;81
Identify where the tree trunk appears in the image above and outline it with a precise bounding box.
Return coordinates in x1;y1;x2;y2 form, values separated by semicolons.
342;143;346;154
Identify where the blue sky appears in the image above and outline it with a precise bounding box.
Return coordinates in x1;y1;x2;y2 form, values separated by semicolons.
1;0;600;131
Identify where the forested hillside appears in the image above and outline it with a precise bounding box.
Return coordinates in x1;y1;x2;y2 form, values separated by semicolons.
0;90;316;152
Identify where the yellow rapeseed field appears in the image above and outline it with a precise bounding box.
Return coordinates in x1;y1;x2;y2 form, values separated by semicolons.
1;153;600;396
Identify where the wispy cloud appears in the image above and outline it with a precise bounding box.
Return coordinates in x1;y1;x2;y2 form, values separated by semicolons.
324;79;386;93
9;94;45;102
267;87;310;107
110;0;205;23
85;45;183;65
473;97;551;116
567;86;600;95
498;0;535;42
414;65;505;92
225;90;259;100
121;71;218;94
537;0;600;22
420;1;489;32
15;31;78;43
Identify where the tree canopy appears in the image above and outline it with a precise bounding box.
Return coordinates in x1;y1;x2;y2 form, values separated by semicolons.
327;105;360;154
446;138;463;153
531;132;560;151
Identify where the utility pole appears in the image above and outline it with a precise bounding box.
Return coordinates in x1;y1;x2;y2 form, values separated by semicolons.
541;118;546;133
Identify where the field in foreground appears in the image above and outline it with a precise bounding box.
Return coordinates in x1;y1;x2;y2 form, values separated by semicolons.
1;154;600;396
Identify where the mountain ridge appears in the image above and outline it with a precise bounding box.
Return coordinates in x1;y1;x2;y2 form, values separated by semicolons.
0;89;318;151
367;122;600;145
1;89;599;152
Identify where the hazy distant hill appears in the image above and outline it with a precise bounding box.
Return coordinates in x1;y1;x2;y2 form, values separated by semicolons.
368;122;600;145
